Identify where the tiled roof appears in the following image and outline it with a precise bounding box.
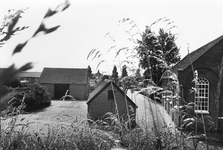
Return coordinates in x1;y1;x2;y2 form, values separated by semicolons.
39;68;88;84
172;35;223;74
17;72;41;78
87;79;137;108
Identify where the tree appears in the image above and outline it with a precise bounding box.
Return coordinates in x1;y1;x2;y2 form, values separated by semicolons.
87;65;92;78
135;68;141;77
137;26;180;86
121;65;128;78
111;65;119;83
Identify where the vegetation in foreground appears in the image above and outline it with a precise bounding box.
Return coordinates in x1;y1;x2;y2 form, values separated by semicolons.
0;109;218;150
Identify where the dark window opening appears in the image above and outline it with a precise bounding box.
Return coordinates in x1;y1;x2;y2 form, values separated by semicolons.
108;90;114;100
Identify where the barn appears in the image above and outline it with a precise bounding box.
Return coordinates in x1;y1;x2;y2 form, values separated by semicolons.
39;68;89;100
173;35;223;132
87;80;138;125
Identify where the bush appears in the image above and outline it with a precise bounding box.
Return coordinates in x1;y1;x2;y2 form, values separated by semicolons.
3;83;51;113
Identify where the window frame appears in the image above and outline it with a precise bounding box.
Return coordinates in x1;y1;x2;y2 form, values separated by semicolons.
194;77;209;114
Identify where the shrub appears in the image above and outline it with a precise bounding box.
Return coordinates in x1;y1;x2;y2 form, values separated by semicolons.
2;83;51;113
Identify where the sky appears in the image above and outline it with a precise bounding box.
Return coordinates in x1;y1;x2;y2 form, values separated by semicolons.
1;0;223;74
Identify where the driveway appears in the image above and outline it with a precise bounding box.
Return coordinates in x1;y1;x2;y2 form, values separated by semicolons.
1;100;88;133
2;93;176;134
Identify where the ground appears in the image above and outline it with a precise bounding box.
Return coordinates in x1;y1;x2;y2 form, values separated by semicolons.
1;92;223;149
1;101;87;133
1;91;175;133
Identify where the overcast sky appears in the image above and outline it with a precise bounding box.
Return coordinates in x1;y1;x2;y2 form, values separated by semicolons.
1;0;223;74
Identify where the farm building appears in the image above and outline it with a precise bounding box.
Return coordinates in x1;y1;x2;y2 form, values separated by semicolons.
87;80;138;126
39;68;89;100
0;69;41;86
17;72;41;83
173;35;223;132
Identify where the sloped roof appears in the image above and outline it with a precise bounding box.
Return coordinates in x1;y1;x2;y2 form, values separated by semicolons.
87;80;137;108
17;72;41;78
172;35;223;74
39;68;88;84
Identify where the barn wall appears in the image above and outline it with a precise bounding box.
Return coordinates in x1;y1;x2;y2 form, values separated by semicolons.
41;83;54;98
88;85;136;122
70;84;87;100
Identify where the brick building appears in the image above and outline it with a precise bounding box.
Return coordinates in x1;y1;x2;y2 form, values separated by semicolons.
87;80;137;126
39;68;89;100
173;35;223;131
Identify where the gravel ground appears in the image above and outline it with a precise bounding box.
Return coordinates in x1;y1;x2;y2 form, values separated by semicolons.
1;92;175;132
1;100;88;133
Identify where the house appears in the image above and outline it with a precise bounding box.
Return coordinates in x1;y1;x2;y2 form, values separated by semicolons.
39;68;89;100
16;72;41;83
0;69;41;86
93;70;103;79
172;35;223;132
87;80;138;126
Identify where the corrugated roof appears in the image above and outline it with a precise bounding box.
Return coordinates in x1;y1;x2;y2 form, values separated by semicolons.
87;80;137;108
39;68;88;84
172;35;223;74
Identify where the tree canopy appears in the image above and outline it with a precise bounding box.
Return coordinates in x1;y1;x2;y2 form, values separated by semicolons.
111;65;118;83
121;65;128;78
88;65;92;78
137;26;180;86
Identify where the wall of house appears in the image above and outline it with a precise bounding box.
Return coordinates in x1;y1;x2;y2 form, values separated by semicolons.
41;83;54;98
184;69;218;122
88;85;136;122
178;41;223;131
70;84;87;100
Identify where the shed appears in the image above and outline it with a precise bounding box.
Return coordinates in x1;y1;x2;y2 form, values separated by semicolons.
87;80;137;125
172;35;223;132
39;68;89;100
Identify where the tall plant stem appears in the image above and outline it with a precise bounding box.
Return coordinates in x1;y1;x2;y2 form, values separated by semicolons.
187;44;198;136
215;53;223;139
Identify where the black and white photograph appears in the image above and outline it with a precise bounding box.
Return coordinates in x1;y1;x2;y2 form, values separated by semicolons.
1;0;223;149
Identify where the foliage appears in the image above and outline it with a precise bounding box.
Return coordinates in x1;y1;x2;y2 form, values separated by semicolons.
0;8;29;47
0;119;117;150
88;65;93;78
121;65;128;78
1;112;215;150
136;24;180;86
135;68;141;79
2;83;51;114
111;65;119;83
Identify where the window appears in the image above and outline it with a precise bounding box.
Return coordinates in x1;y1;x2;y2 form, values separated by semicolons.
108;90;114;100
194;77;209;113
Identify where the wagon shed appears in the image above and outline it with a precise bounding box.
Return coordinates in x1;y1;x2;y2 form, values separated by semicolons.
39;68;89;100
